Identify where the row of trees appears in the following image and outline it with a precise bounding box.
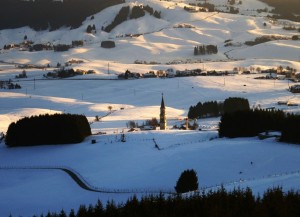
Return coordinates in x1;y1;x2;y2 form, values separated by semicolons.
219;109;285;138
188;101;222;119
104;6;130;32
86;24;96;34
0;80;21;89
188;97;250;119
104;5;161;32
219;109;300;144
194;45;218;55
5;113;91;147
19;187;300;217
0;0;123;31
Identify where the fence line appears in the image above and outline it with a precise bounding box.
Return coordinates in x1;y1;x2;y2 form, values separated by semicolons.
0;165;175;195
1;165;299;195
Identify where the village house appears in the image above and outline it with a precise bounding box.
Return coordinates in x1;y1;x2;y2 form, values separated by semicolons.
165;68;176;78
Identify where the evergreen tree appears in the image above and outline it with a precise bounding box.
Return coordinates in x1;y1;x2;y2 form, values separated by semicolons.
175;169;199;193
76;205;87;217
94;200;104;216
58;209;67;217
153;10;161;18
86;25;92;33
68;209;76;217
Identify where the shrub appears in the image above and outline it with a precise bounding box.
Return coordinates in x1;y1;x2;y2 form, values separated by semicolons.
175;169;198;193
292;35;299;40
5;113;91;147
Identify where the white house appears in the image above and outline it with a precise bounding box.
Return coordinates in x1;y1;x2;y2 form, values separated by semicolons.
165;68;176;78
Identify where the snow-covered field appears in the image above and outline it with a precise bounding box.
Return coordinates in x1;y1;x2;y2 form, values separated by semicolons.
0;0;300;216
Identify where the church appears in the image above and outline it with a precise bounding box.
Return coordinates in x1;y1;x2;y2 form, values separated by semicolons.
160;94;167;130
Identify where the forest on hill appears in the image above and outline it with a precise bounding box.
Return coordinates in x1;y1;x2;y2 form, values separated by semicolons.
0;0;123;31
260;0;300;21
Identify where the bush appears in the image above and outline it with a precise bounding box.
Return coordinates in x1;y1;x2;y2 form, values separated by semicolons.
175;169;198;193
292;35;299;40
5;113;91;147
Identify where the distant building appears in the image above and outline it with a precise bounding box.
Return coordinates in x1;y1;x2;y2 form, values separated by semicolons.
165;68;175;78
160;94;167;130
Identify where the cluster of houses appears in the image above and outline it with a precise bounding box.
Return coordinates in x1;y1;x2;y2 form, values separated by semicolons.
117;65;299;82
3;40;85;53
44;68;95;79
254;66;298;80
118;68;239;79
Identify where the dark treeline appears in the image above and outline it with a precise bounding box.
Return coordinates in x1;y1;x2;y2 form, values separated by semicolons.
280;114;300;144
104;5;161;32
260;0;300;22
0;0;123;31
219;109;285;138
194;45;218;55
188;97;249;119
188;101;222;119
5;113;91;147
104;6;130;32
219;109;300;144
21;187;300;217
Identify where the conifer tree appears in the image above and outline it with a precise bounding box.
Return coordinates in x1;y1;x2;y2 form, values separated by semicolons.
175;169;199;193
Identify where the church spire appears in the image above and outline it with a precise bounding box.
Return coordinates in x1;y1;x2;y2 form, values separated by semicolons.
161;93;165;109
160;93;166;130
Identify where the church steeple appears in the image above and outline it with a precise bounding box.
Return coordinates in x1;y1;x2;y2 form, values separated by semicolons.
160;93;166;130
161;94;165;109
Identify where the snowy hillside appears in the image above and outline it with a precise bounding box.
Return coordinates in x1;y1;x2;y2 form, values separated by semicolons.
0;0;300;216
